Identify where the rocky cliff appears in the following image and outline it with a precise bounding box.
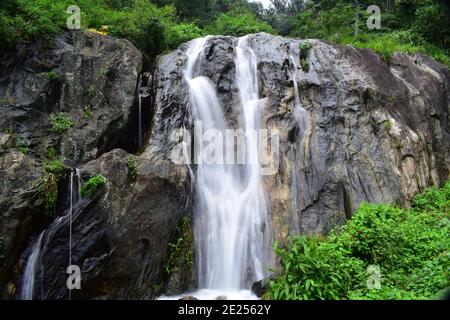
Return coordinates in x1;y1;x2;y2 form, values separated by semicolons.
0;31;448;299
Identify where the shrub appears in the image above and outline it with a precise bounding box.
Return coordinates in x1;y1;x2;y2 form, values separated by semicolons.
164;215;194;276
269;181;450;300
126;155;138;181
81;174;107;198
411;2;450;50
43;160;70;176
40;71;59;80
45;145;59;160
50;113;74;134
42;160;69;215
205;12;276;37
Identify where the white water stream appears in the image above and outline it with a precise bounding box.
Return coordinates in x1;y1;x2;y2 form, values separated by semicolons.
20;168;81;300
168;36;274;300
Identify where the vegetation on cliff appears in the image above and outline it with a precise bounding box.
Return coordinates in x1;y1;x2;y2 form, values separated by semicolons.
270;182;450;300
1;1;448;65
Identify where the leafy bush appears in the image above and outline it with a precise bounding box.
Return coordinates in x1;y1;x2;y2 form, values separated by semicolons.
49;113;74;134
205;12;275;37
43;159;69;176
41;160;69;215
411;1;450;50
0;0;203;59
269;182;450;300
287;1;450;67
164;215;194;276
81;174;107;198
126;155;138;181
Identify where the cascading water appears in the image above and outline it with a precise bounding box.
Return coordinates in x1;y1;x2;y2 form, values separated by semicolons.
137;73;151;149
177;36;273;299
20;168;82;300
20;233;44;300
289;43;308;235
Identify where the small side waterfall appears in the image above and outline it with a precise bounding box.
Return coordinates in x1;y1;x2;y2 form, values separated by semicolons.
137;73;151;149
289;43;308;235
181;36;273;299
20;168;82;300
20;233;44;300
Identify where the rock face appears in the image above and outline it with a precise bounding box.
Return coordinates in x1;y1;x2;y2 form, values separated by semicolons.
0;30;142;164
152;33;449;243
0;30;153;298
29;149;189;299
0;32;449;300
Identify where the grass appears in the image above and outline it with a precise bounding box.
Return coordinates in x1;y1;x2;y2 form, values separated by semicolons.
337;31;450;67
269;181;450;300
81;174;107;198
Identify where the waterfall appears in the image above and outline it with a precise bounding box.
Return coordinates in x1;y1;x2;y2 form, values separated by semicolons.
289;43;308;235
20;233;44;300
182;36;272;298
20;168;82;300
137;73;151;149
138;94;142;148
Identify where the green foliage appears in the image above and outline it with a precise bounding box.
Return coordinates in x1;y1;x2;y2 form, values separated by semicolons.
87;84;95;97
45;145;59;160
286;1;449;67
270;181;450;300
205;12;276;37
1;0;448;67
126;155;138;181
164;22;204;50
17;146;29;154
0;0;202;58
83;107;93;118
42;172;58;215
299;40;312;72
43;159;70;176
41;160;69;215
81;174;107;198
164;215;194;276
383;120;393;130
49;112;74;134
40;71;59;80
411;1;450;50
394;139;403;150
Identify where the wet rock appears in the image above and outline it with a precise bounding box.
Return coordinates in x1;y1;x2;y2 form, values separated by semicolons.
251;276;274;298
0;151;43;298
152;33;450;242
179;296;199;300
0;30;144;299
27;149;190;299
0;30;142;164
